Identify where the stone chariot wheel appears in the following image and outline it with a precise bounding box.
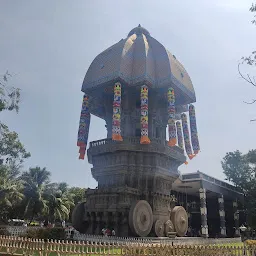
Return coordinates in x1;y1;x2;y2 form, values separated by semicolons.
154;220;165;237
171;206;188;237
129;200;153;237
72;202;88;233
164;220;175;236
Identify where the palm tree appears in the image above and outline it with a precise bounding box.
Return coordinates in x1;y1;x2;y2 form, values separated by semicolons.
68;187;87;221
45;183;74;223
20;167;50;222
0;164;23;220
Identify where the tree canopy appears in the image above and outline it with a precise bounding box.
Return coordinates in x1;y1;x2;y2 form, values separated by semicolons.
239;3;256;116
222;149;256;227
0;71;20;113
0;72;31;166
0;72;86;224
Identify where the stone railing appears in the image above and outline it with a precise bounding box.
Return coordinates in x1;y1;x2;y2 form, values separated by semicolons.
4;226;242;247
2;226;40;237
89;137;164;148
0;235;252;256
71;231;242;245
88;137;185;163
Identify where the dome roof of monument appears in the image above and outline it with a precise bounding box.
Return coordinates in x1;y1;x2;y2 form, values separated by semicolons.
82;25;196;103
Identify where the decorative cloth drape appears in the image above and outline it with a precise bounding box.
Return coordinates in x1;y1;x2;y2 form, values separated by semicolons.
176;121;184;151
112;82;123;141
181;113;194;160
189;104;200;154
140;85;150;144
77;94;91;159
167;88;177;147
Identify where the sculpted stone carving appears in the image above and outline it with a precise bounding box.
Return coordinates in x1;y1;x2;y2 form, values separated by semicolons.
154;219;165;237
129;200;153;237
165;220;175;236
171;206;188;237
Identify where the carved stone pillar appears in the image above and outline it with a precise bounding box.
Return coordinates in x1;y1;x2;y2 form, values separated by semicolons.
104;95;112;139
119;212;129;237
105;212;111;229
95;212;102;235
113;212;119;236
188;207;192;225
145;174;149;200
187;212;192;236
105;118;112;138
101;212;107;230
199;188;208;238
233;200;240;237
218;195;226;237
88;212;96;234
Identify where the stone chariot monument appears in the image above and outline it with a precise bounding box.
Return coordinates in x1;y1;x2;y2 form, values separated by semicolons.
72;25;200;237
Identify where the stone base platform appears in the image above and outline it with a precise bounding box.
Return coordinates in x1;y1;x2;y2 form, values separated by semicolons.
146;236;242;245
70;230;242;245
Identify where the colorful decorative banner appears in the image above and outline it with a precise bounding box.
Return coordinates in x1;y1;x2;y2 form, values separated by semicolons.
176;121;184;151
140;85;151;144
112;82;123;141
77;94;91;160
181;113;194;160
167;88;177;147
189;104;200;155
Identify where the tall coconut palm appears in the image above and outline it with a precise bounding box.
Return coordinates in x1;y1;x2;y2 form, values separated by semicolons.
20;167;50;221
45;183;74;223
0;164;23;220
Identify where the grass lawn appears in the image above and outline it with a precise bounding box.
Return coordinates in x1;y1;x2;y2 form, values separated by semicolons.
0;241;246;255
215;242;244;247
0;245;122;256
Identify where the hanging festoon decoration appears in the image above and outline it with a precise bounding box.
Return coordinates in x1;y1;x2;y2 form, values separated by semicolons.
181;113;194;160
140;85;151;144
167;87;177;147
112;82;123;141
176;121;184;151
189;104;200;155
77;94;91;160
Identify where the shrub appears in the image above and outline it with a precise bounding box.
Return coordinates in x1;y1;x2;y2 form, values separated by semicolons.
47;228;65;240
245;240;256;245
0;228;7;235
25;228;39;238
25;227;65;240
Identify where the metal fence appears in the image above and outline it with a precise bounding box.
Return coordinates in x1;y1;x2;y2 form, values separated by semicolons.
0;235;255;256
4;226;242;246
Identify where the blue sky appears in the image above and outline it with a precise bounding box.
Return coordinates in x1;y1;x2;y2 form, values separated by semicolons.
1;0;255;188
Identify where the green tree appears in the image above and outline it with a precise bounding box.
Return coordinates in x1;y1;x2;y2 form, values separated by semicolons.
251;3;256;25
239;3;256;118
221;150;256;227
21;167;50;222
68;187;87;205
0;72;30;220
0;164;24;221
0;72;30;165
45;183;74;223
0;123;30;165
68;187;86;221
0;71;20;113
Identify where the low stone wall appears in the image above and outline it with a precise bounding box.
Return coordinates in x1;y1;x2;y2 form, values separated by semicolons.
3;226;40;237
3;226;242;245
71;232;241;245
169;237;241;245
